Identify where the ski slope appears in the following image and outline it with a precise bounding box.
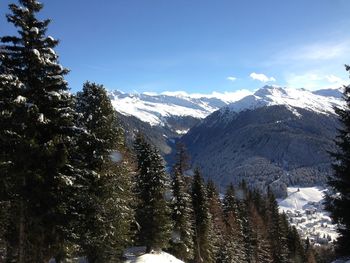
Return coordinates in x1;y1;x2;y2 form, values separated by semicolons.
278;187;338;245
278;187;325;210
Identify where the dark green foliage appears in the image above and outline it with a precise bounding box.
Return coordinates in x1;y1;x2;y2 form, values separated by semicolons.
169;143;194;262
249;203;273;263
0;0;78;261
134;133;172;252
191;168;214;263
74;82;134;262
221;184;246;263
314;244;336;263
206;180;226;262
0;1;311;262
305;238;317;263
326;65;350;257
237;184;256;262
285;222;306;263
266;189;289;263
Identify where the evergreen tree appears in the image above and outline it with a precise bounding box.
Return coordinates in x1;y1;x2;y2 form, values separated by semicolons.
221;183;246;263
249;202;274;263
74;82;134;262
169;143;194;262
191;168;214;263
0;73;26;262
237;183;255;263
0;0;79;261
266;188;289;263
206;180;225;262
326;65;350;257
285;225;306;263
305;238;317;263
134;133;172;253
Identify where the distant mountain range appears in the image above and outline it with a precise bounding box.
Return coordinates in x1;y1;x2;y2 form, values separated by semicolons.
108;89;251;128
110;85;344;196
109;86;343;125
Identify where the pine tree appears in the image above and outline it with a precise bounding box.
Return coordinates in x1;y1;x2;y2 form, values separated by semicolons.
74;82;134;262
266;188;289;263
134;133;172;253
221;183;246;263
249;202;274;263
169;143;194;262
326;65;350;257
206;180;226;262
0;1;79;261
191;168;214;263
236;183;255;263
285;225;306;263
305;238;317;263
0;73;26;262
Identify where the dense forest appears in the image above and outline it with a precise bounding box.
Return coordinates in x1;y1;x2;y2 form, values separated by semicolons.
0;0;349;263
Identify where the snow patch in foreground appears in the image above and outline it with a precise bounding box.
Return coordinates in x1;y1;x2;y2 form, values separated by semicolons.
124;247;184;263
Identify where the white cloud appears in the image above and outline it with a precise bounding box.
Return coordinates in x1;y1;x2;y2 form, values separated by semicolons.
226;76;237;82
325;74;343;83
250;72;276;82
287;42;348;61
269;39;350;66
161;91;190;97
285;72;348;90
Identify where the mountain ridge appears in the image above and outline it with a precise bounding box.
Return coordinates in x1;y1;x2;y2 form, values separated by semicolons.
109;86;344;131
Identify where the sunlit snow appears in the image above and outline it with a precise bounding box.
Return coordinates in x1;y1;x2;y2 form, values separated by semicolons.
124;247;184;263
226;85;344;116
109;85;344;126
278;187;338;245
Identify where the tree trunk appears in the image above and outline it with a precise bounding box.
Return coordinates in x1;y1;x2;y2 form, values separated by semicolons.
18;200;25;263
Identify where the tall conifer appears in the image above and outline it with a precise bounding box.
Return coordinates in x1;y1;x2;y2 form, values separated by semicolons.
222;183;246;263
326;65;350;257
191;168;214;263
75;82;133;262
169;143;194;262
134;133;172;252
0;0;78;261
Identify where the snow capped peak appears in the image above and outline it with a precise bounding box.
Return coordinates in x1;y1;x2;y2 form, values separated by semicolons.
108;85;344;126
108;89;250;126
254;85;288;97
224;86;344;116
312;87;344;99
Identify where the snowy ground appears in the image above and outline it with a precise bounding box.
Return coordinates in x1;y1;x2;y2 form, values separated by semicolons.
124;247;184;263
278;187;338;246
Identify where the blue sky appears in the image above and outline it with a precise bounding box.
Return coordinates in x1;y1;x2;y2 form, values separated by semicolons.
1;0;350;94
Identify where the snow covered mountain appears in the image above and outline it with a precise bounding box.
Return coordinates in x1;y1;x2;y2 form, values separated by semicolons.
223;85;343;116
109;90;250;126
110;85;344;161
109;86;344;129
108;89;251;127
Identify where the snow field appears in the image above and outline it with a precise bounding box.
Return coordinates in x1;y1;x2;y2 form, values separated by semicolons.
278;187;338;245
124;247;185;263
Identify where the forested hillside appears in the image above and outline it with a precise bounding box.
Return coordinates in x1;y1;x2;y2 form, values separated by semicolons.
1;0;350;262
